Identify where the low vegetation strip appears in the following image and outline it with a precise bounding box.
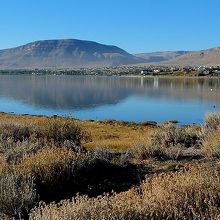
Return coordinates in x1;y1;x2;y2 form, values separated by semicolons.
29;166;220;220
0;113;219;219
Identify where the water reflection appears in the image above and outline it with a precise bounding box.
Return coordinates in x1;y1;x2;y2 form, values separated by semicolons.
0;75;219;123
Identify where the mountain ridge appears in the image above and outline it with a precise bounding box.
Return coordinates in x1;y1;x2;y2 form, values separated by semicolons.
0;39;144;69
0;39;220;69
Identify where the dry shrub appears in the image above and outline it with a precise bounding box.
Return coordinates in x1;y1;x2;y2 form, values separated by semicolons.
0;117;86;146
133;124;201;160
17;147;93;201
133;142;184;160
151;124;202;148
202;128;220;158
0;173;37;218
16;147;138;203
0;123;37;142
0;117;86;164
0;137;45;164
37;117;85;146
203;113;220;135
0;156;7;174
0;120;43;164
29;166;220;220
17;147;94;182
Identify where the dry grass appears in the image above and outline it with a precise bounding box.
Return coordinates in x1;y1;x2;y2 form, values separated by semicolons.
80;120;154;150
29;165;220;220
0;113;155;151
0;113;220;219
133;142;185;160
0;138;45;164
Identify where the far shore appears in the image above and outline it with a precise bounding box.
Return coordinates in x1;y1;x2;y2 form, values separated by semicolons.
0;66;220;77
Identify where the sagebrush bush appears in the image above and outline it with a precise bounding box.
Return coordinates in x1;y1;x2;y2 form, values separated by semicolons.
133;124;201;160
151;123;202;148
29;166;220;220
17;148;91;201
38;117;85;146
16;147;138;203
0;123;37;142
203;113;220;135
0;137;45;163
133;142;184;160
0;173;37;218
0;117;86;146
0;117;86;164
202;128;220;158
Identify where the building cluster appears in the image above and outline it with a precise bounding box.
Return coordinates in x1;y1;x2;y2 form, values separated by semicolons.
1;65;220;76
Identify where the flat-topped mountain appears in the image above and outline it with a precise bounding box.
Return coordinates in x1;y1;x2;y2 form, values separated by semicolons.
0;39;144;69
1;39;220;69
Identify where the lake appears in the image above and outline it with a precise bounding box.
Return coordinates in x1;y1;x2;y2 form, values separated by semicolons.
0;75;219;124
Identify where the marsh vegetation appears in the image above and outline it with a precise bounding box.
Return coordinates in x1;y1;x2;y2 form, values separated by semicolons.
0;113;219;219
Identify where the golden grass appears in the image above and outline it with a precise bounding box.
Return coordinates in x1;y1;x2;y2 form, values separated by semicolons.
0;113;155;151
79;120;154;150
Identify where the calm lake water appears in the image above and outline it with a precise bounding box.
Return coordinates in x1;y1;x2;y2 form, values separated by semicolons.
0;75;219;124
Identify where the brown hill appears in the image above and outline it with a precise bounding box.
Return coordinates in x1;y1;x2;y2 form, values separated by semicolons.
135;51;189;63
0;39;144;69
146;47;220;66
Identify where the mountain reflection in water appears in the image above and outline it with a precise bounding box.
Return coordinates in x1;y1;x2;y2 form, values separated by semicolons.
0;75;219;124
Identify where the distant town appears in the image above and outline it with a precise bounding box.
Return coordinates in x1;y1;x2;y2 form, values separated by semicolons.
1;65;220;77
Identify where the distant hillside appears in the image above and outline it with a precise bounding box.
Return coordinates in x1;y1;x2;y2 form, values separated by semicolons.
1;40;220;69
0;39;144;69
159;47;220;66
135;51;189;63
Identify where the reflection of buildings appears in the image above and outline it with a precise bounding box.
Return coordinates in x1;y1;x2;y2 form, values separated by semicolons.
0;75;220;110
153;77;158;89
140;77;144;88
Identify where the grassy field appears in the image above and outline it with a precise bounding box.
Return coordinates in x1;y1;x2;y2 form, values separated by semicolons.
0;113;219;219
0;113;156;151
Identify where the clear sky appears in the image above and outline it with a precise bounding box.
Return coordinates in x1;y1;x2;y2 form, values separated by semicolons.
0;0;220;53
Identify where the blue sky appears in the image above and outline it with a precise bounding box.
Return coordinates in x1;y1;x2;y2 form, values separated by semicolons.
0;0;220;53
